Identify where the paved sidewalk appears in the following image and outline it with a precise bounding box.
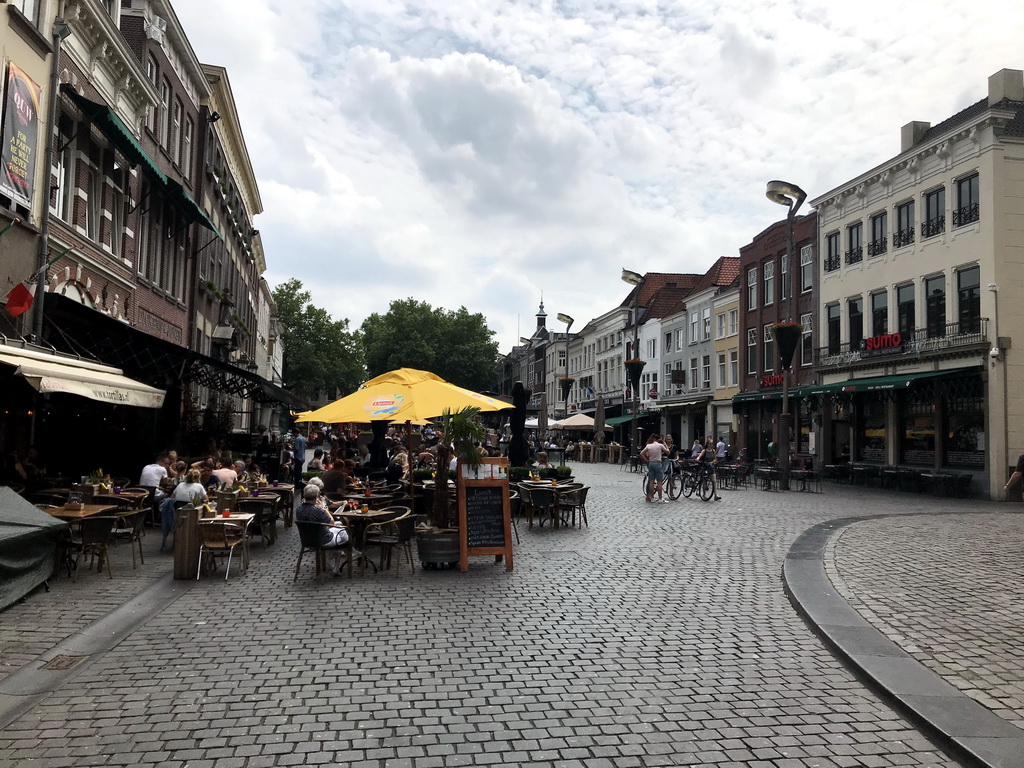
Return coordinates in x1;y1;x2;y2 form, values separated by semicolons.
0;466;1018;767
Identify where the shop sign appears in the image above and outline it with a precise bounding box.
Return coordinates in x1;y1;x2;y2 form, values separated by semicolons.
648;388;658;399
863;332;903;353
761;374;784;388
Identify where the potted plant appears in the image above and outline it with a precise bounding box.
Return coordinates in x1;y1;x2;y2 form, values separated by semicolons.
558;377;575;401
418;406;486;568
624;358;646;395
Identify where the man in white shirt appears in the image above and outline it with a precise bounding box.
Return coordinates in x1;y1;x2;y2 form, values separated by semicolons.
716;436;728;460
139;454;169;488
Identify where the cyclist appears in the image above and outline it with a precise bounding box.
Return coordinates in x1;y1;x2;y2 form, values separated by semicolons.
640;433;670;503
662;434;680;482
696;438;722;501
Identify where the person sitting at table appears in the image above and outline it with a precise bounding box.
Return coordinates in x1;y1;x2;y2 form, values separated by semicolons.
386;451;409;484
305;476;333;511
198;459;216;489
417;447;436;468
158;469;208;552
533;451;553;470
308;449;326;472
320;460;350;494
564;440;576;461
211;459;238;487
295;484;349;575
140;453;170;500
167;460;188;489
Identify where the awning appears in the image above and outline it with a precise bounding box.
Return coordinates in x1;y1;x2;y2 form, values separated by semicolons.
64;88;167;186
804;370;952;396
165;179;221;237
733;390;786;403
0;344;166;408
659;398;708;408
604;414;635;427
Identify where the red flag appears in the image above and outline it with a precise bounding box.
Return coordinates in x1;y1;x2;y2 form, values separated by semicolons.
4;281;34;317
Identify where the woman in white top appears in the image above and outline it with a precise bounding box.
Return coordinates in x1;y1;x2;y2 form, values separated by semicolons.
163;469;208;552
640;434;670;503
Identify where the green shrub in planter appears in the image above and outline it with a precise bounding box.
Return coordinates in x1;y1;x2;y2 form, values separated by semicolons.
555;465;572;478
301;470;322;481
412;468;434;483
510;467;532;482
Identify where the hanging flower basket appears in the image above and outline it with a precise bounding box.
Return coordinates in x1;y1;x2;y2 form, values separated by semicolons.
772;322;803;371
558;377;575;400
624;358;646;393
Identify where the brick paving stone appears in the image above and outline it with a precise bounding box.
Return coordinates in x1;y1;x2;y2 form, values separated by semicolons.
0;467;977;766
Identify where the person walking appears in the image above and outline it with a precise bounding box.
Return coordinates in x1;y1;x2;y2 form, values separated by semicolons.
640;433;670;503
292;428;307;487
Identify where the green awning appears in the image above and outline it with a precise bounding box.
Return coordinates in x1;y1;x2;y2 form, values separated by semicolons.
733;388;809;403
805;370;952;396
65;89;167;186
604;414;635;427
165;180;222;237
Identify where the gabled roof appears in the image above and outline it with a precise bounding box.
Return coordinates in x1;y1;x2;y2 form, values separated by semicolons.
644;284;691;321
684;256;741;299
621;272;702;309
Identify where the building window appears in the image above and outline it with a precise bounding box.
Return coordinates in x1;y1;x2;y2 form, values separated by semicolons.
716;312;726;339
701;355;711;389
845;222;863;264
827;304;841;354
675;329;685;350
10;0;39;25
664;332;672;354
647;338;656;358
763;324;774;372
897;283;915;335
137;183;151;278
747;267;757;309
870;291;887;337
110;166;125;257
689;312;698;343
716;353;726;388
825;232;840;272
51;127;75;222
763;261;774;305
781;252;790;301
728;349;738;386
848;297;863;349
925;275;946;338
868;212;887;257
800;312;813;366
172;98;183;164
746;329;757;375
800;244;813;292
894;200;915;247
159;79;171;147
690;357;699;390
922;187;945;238
86;170;100;241
957;266;980;333
146;57;158;132
953;173;979;227
702;307;711;340
728;309;738;336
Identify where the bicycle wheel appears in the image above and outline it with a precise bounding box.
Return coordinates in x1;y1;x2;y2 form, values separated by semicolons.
667;471;683;500
682;472;696;498
698;475;715;502
641;467;650;497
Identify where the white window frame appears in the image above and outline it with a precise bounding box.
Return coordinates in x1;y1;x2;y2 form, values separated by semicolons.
747;267;757;309
800;244;813;293
728;309;738;336
10;0;39;25
763;324;774;372
763;261;775;306
689;312;698;343
800;312;813;367
716;312;726;339
716;352;726;389
729;349;738;387
689;358;698;391
701;355;711;389
781;252;790;301
746;329;757;375
702;307;711;340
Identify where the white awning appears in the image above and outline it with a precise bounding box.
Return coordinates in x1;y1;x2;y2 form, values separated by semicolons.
0;344;166;409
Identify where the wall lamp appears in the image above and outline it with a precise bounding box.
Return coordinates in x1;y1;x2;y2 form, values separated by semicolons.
208;111;221;123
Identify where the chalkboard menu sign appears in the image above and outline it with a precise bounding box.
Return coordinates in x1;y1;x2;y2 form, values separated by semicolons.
457;457;513;572
465;486;505;548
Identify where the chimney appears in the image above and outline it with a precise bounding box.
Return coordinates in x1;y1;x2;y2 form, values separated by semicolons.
988;68;1024;106
901;121;931;152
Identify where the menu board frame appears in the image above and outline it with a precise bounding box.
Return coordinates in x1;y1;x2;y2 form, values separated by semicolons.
456;457;513;572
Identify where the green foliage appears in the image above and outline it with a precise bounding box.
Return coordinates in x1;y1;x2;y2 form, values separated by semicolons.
555;465;572;478
272;278;364;398
509;467;532;482
361;299;499;391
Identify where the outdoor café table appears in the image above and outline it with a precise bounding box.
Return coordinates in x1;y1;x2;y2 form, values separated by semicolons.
341;491;395;510
333;508;395;572
45;503;119;521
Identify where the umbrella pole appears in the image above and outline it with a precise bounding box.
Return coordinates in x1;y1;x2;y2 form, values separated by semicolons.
405;420;415;516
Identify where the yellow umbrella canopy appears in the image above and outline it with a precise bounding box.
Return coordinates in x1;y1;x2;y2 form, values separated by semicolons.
295;368;507;424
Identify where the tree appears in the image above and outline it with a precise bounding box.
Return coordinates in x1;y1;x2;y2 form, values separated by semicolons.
361;299;499;391
272;279;363;398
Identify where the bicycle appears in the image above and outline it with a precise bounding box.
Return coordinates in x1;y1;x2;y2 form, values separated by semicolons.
668;461;715;501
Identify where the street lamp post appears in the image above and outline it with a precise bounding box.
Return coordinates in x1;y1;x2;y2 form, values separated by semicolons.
621;268;644;460
766;180;807;491
556;312;574;416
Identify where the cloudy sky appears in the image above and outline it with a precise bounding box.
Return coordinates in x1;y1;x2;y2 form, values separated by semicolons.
174;0;1024;352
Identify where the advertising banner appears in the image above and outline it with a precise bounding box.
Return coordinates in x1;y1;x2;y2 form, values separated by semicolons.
0;61;42;208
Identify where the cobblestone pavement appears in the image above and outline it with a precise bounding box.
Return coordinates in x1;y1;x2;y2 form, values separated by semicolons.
0;465;990;767
826;511;1024;731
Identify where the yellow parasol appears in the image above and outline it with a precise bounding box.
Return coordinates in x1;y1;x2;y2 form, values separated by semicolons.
295;368;508;423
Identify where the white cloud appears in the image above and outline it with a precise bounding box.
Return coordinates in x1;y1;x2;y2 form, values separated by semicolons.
174;0;1024;353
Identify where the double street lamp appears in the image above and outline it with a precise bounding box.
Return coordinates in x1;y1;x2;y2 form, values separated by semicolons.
621;268;644;458
765;180;807;490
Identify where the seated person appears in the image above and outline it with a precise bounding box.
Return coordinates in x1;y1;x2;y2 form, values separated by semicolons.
356;445;371;466
140;453;170;499
211;459;238;487
320;461;350;494
386;451;408;484
533;451;553;470
564;441;576;460
199;459;216;489
168;460;188;489
417;448;436;468
295;484;350;575
305;476;333;511
159;469;208;552
307;449;325;472
233;460;247;481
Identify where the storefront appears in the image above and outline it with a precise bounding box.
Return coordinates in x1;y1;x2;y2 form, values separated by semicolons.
732;376;811;462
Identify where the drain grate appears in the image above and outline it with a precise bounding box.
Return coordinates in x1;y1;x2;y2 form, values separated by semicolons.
41;654;89;671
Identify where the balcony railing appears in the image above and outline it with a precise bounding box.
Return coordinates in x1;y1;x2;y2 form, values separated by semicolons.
921;215;945;238
824;254;841;272
845;247;863;265
952;203;980;227
893;227;914;248
816;318;987;367
867;237;887;257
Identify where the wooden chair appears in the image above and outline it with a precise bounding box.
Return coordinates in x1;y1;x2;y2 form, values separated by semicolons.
111;510;148;569
197;521;246;581
70;515;117;581
294;520;352;583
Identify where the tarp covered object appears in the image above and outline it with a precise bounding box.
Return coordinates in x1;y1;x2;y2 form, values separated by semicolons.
0;486;68;610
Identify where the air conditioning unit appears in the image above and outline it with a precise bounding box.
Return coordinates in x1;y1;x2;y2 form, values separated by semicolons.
146;15;167;43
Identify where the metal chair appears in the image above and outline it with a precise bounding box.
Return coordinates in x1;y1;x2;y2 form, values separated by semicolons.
236;497;278;547
111;510;148;569
530;486;559;528
294;520;352;582
362;511;415;576
197;520;246;581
